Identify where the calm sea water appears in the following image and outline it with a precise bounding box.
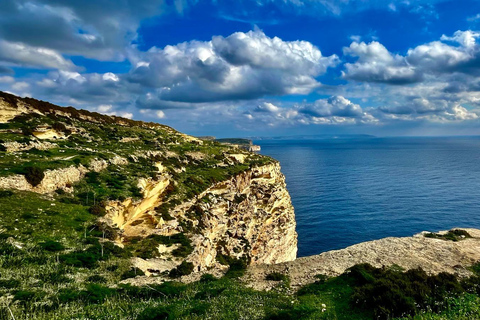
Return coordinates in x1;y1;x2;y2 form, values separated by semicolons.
255;137;480;257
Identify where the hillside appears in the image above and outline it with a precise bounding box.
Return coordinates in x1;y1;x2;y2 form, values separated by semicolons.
1;91;480;319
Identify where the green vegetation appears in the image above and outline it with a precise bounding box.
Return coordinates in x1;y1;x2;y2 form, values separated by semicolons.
24;166;45;187
216;138;253;145
424;229;471;241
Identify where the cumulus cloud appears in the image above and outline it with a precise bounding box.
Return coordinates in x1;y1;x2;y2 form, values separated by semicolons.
129;30;338;104
0;40;74;70
299;96;364;118
343;30;480;85
343;41;421;84
0;0;166;62
241;96;377;128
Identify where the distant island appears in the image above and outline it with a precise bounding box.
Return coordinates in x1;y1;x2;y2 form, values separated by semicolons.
198;136;261;151
248;134;376;141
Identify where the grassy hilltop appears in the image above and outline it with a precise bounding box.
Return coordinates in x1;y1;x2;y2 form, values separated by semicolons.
0;91;480;319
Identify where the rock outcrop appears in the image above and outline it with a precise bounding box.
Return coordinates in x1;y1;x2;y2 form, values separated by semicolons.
105;162;298;273
243;228;480;290
0;165;88;193
186;162;297;271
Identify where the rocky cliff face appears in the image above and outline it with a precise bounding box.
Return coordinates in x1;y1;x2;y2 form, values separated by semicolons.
105;162;297;273
187;162;297;270
0;90;298;278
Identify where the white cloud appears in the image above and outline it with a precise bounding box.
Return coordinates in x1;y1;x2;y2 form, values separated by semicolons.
343;30;480;85
0;40;75;70
129;30;338;103
0;76;14;83
97;104;113;113
343;41;421;84
11;81;29;91
0;0;166;61
156;110;166;118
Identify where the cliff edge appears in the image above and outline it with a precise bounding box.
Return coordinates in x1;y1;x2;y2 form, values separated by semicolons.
0;91;297;278
244;228;480;290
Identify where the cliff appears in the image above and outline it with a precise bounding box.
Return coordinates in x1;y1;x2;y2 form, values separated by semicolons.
244;228;480;290
0;91;297;279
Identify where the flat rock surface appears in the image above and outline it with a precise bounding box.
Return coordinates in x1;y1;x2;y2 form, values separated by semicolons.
243;228;480;290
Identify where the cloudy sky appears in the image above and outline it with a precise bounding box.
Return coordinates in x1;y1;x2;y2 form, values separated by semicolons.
2;0;480;137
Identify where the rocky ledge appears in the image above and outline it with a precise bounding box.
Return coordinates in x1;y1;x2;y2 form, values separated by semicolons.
243;228;480;290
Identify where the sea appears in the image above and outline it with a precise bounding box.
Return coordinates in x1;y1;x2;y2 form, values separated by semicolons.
255;136;480;258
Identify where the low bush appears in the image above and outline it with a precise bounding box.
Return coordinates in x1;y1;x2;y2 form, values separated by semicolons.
137;306;175;320
59;251;99;269
349;264;464;319
39;240;65;252
86;275;107;283
266;272;288;282
89;203;106;216
120;267;145;280
169;261;194;278
0;279;20;289
24;166;45;187
0;190;13;198
82;284;115;304
425;229;471;241
200;273;217;283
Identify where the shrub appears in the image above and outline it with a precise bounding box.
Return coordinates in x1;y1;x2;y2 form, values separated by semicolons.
82;284;115;303
137;306;175;320
266;272;288;282
39;240;65;252
265;305;317;320
425;229;471;241
200;273;217;283
0;279;20;289
24;166;45;187
13;290;45;304
86;275;107;283
89;203;106;216
0;190;13;198
121;267;145;280
169;261;194;278
57;288;82;304
349;264;464;319
52;122;67;132
59;251;99;269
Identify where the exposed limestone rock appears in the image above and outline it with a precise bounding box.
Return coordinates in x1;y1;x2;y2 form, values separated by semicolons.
104;176;170;236
89;156;128;172
243;228;480;291
0;98;37;122
33;128;65;140
3;140;57;152
185;163;297;271
226;153;247;163
105;162;297;274
110;155;128;166
0;165;88;193
89;159;109;172
120;137;140;143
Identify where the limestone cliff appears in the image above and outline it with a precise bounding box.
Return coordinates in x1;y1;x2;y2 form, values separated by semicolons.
0;90;298;278
104;162;297;274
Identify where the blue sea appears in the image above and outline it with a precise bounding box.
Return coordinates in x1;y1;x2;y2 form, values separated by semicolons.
255;136;480;257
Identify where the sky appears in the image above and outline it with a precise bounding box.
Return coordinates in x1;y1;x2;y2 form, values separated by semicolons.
2;0;480;137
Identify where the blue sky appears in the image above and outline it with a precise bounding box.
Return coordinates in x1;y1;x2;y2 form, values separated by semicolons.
2;0;480;137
